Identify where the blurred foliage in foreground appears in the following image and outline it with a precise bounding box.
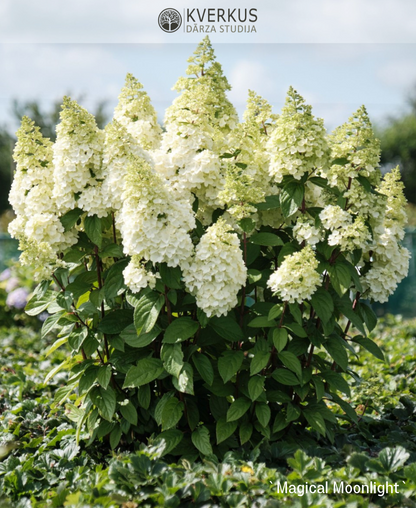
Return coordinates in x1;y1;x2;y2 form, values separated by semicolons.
0;315;415;507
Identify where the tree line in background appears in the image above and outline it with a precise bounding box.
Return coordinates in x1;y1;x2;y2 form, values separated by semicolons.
0;93;416;217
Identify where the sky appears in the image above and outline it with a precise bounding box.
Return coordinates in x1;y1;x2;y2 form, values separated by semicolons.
1;0;416;132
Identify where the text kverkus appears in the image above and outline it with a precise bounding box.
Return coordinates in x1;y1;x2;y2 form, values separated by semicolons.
276;481;401;496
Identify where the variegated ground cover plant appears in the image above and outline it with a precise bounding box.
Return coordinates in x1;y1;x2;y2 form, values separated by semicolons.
8;37;410;456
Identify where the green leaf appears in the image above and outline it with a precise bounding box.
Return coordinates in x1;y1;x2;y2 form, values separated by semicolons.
273;413;289;433
60;208;83;230
209;316;244;342
284;322;307;338
226;397;251;422
248;316;276;328
121;324;160;348
286;402;301;422
172;362;194;394
272;369;300;386
289;303;302;325
353;336;384;361
120;401;138;426
25;290;54;316
110;425;122;449
239;218;255;233
133;291;164;335
249;232;283;247
41;311;64;338
313;376;325;402
324;337;348;371
161;398;184;431
216;418;238;444
239;421;253;444
357;302;378;332
329;262;351;296
255;403;271;427
68;327;88;351
159;263;182;289
280;182;304;217
56;291;72;311
84;215;102;248
104;259;129;299
98;309;133;334
193;354;214;386
250;351;269;376
268;304;283;321
308;176;327;188
191;426;213;455
161;344;184;378
163;317;199;344
334;293;366;335
137;385;151;410
97;365;112;390
303;410;326;436
248;376;265;401
310;289;334;324
255;195;280;211
123;358;164;388
153;429;183;456
273;328;288;352
278;351;302;378
99;243;124;259
91;386;116;421
322;371;350;396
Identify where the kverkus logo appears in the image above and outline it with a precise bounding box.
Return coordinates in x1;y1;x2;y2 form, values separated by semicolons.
158;8;182;33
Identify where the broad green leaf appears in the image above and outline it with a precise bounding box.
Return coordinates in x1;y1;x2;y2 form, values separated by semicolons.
272;369;300;386
110;425;122;449
133;291;164;335
310;288;334;324
120;401;138;426
273;413;289;433
273;328;288;352
250;351;269;376
41;311;64;338
193;354;214;386
159;263;182;289
25;290;54;316
45;336;68;357
255;195;280;210
60;208;83;231
84;215;102;248
280;182;304;217
218;350;244;384
97;365;112;390
313;376;325;402
172;362;194;394
303;410;326;436
123;358;164;388
209;316;244;342
248;376;265;401
322;371;350;396
137;384;151;410
324;337;348;371
216;418;238;444
248;316;276;328
91;386;116;421
268;304;283;321
226;397;251;422
286;402;301;422
161;397;184;431
68;327;88;351
284;322;307;338
249;232;283;247
329;262;351;296
357;302;378;332
161;344;184;378
163;317;199;344
98;309;133;334
278;351;302;378
255;402;271;427
239;421;253;445
104;259;129;299
153;429;183;456
191;426;213;455
353;335;384;361
121;324;160;348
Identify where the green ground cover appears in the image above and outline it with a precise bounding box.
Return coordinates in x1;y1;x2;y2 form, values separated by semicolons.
0;316;415;507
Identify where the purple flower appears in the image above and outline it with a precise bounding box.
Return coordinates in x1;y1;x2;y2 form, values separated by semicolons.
5;277;19;293
0;268;11;282
6;287;29;309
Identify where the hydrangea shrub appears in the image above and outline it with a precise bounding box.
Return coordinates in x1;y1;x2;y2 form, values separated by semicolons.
9;37;410;456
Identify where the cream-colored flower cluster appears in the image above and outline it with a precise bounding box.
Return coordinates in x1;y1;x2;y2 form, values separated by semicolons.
118;155;195;270
292;217;323;246
113;74;161;150
267;245;321;304
183;219;247;317
362;167;410;303
8;117;78;279
53;97;106;217
267;87;329;184
123;255;156;294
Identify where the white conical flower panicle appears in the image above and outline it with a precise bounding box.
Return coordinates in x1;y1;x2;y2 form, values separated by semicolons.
102;121;146;211
123;256;157;293
114;74;162;150
292;217;324;246
267;87;329;184
362;167;410;303
154;36;238;211
8;117;78;279
267;245;321;304
183;218;247;317
53;97;106;217
118;155;195;267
